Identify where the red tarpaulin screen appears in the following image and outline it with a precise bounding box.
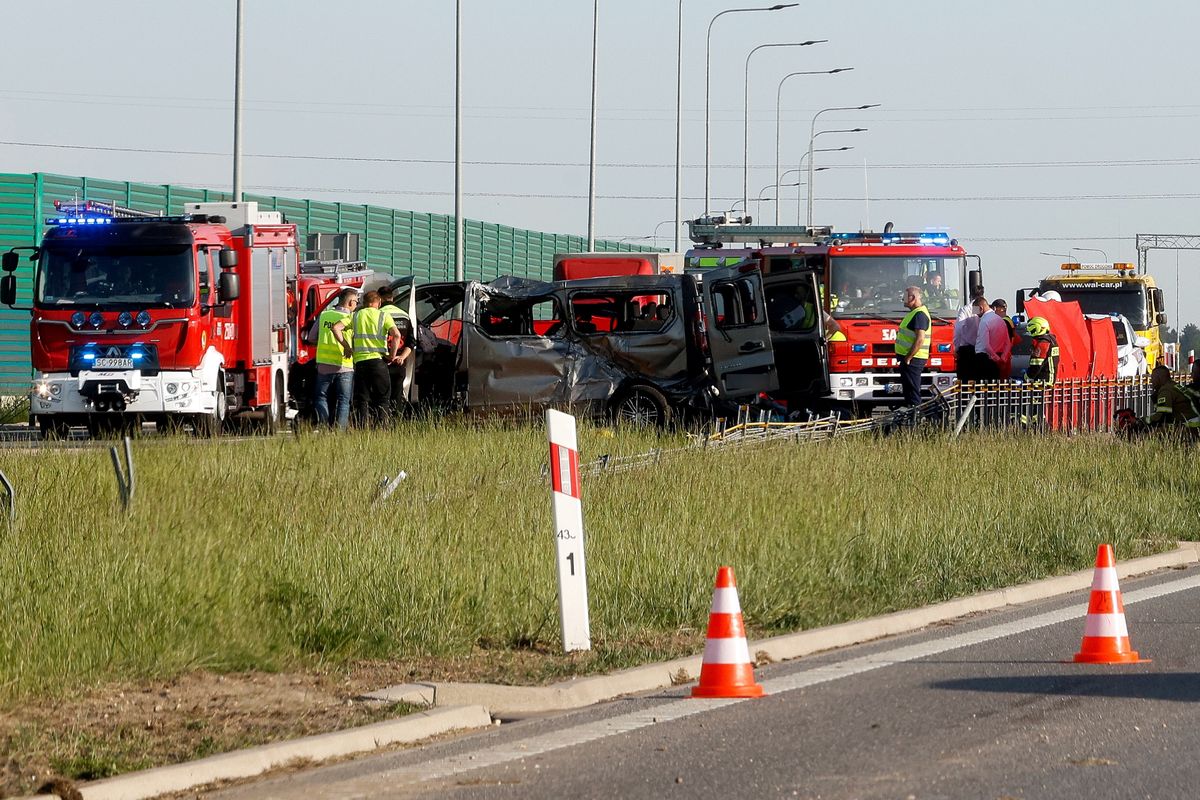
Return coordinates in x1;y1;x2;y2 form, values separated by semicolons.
1024;297;1091;379
1084;317;1119;378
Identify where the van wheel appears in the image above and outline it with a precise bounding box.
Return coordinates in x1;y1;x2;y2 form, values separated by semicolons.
612;385;672;428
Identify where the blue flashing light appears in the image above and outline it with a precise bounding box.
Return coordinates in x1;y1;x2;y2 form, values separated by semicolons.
88;311;103;328
118;311;133;328
82;352;96;362
938;343;952;353
70;311;86;328
851;343;868;353
136;310;151;327
131;352;144;361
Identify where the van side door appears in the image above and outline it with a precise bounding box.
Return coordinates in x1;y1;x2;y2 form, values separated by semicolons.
701;266;779;399
763;269;830;403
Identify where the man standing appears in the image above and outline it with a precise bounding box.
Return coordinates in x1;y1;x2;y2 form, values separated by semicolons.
351;290;403;427
894;285;931;407
953;295;989;383
975;300;1012;381
378;286;415;411
313;287;359;430
991;299;1016;379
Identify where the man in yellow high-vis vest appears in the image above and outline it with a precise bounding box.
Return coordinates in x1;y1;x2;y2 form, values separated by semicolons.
313;287;360;430
894;285;931;407
351;290;402;427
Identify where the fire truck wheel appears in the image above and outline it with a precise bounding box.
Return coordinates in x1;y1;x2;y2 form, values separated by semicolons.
37;417;70;440
611;385;672;428
193;372;227;438
262;371;285;436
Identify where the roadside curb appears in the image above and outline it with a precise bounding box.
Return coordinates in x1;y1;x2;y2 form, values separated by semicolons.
27;543;1196;800
365;542;1200;715
20;705;492;800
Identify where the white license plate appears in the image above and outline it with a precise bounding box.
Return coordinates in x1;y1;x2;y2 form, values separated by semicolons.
94;358;134;369
884;383;903;395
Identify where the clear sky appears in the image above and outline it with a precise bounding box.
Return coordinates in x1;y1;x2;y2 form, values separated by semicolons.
2;0;1198;330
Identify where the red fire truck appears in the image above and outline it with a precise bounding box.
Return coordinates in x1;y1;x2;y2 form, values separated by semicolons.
685;220;982;412
0;199;343;436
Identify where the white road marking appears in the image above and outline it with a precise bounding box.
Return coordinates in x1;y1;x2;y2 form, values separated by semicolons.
317;571;1200;798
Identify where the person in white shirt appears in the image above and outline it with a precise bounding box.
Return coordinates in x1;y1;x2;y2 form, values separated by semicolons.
953;295;989;382
975;300;1013;381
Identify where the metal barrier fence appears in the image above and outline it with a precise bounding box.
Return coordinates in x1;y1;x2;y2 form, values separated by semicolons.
948;377;1155;434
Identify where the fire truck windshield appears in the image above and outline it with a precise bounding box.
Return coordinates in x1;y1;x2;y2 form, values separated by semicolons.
829;255;963;318
1043;287;1147;329
36;243;196;309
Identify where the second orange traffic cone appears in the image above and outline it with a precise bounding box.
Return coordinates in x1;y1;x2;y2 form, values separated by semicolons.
1073;544;1150;664
692;566;765;698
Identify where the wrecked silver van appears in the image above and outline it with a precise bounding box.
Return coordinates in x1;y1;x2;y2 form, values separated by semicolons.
408;267;779;425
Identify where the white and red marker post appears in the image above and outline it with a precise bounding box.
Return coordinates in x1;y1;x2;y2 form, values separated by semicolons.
546;409;591;653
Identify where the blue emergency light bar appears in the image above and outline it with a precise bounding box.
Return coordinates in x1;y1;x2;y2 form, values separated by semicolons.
827;231;953;246
48;198;174;226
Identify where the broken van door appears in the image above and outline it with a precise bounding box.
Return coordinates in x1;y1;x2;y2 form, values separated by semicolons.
462;283;573;411
701;265;779;399
763;269;830;403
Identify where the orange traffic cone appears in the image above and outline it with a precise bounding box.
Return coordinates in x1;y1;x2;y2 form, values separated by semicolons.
1073;544;1150;664
692;566;765;698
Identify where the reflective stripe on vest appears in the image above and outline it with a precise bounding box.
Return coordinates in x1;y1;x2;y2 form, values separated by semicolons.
379;304;410;343
894;305;930;359
315;307;354;368
352;306;390;362
1027;335;1059;383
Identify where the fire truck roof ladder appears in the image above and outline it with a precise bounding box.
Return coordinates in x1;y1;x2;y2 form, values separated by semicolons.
52;199;160;220
687;217;834;247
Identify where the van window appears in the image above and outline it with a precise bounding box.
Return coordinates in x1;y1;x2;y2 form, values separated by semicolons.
570;291;673;334
710;280;760;329
765;281;817;332
478;295;565;338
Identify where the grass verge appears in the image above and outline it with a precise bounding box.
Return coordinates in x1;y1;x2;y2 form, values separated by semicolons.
0;423;1191;793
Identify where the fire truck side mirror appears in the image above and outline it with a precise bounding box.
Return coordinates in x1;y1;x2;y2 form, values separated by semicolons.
218;248;238;269
218;271;240;303
968;268;983;298
0;275;15;307
1;252;17;272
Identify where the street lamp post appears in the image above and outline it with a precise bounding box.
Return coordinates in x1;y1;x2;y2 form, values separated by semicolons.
587;0;599;251
798;129;863;223
756;180;803;220
807;103;879;227
704;4;798;215
776;69;852;223
1040;252;1079;263
674;0;683;251
796;145;852;223
771;166;827;222
1072;247;1110;263
454;0;464;281
742;40;825;211
232;0;244;201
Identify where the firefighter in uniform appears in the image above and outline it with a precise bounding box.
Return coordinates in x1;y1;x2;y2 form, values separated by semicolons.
894;285;931;407
1144;364;1200;438
351;290;403;427
378;286;415;412
313;287;359;430
1023;316;1059;384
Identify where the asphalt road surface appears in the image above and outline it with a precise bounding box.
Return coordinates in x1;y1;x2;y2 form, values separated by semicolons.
208;564;1200;800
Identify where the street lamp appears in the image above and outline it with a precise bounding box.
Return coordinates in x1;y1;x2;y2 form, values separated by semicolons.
776;70;852;224
807;104;880;226
653;219;678;248
742;40;825;210
1040;252;1079;264
795;145;853;223
769;167;827;222
704;3;799;215
1072;247;1110;263
756;179;807;219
